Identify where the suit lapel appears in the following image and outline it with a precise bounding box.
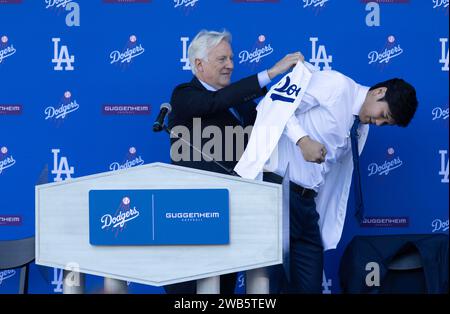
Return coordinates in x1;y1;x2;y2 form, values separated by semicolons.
191;76;244;124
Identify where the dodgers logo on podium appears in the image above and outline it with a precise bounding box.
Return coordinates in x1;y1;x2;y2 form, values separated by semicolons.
89;189;229;245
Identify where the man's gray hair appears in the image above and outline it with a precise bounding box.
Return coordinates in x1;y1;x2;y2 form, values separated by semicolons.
188;30;232;75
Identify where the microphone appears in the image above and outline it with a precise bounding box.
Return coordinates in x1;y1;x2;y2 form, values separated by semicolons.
153;103;172;132
154;102;238;176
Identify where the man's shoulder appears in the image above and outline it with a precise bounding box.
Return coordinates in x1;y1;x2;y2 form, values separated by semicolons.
310;70;357;93
173;78;200;91
312;69;353;83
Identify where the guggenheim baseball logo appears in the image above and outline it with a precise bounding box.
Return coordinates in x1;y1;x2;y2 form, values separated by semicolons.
238;35;274;65
101;197;140;236
0;104;22;115
102;104;150;115
110;35;145;66
0;215;22;226
165;211;220;222
0;35;16;65
0;146;16;175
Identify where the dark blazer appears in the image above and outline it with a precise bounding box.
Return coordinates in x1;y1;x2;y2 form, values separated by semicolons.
339;234;449;294
168;74;267;174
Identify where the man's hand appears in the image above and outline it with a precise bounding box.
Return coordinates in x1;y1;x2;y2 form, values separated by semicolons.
297;136;327;164
268;52;304;80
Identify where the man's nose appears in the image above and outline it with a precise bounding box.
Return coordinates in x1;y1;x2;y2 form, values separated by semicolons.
226;58;234;70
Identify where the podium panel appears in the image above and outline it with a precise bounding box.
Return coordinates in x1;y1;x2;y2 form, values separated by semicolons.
35;162;282;286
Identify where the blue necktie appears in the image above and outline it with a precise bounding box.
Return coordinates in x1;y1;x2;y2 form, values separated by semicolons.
350;116;364;224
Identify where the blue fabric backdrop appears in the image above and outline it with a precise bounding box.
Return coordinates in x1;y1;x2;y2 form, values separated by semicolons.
0;0;448;294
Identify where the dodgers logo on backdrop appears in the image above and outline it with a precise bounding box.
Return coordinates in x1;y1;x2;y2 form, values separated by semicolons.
0;146;16;175
45;0;80;27
367;148;403;176
51;268;63;293
239;35;274;65
322;270;332;294
103;0;151;3
237;273;245;288
110;35;145;66
431;218;449;232
432;106;449;120
45;0;73;8
232;0;280;2
0;35;16;65
270;76;301;103
109;147;145;171
309;37;332;70
174;0;198;8
52;38;75;71
439;150;449;183
433;0;449;9
51;148;74;182
101;197;140;237
439;38;449;71
303;0;328;8
44;91;79;121
0;270;16;285
180;37;191;71
368;35;403;65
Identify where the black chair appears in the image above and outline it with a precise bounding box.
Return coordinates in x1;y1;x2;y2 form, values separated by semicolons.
0;237;35;294
339;234;449;294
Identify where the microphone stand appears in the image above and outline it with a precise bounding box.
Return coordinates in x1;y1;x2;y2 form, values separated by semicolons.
162;125;239;177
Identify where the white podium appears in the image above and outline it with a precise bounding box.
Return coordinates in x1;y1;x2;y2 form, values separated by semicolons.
35;162;284;293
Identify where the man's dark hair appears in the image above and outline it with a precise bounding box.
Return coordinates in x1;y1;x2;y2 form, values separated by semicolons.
369;78;418;127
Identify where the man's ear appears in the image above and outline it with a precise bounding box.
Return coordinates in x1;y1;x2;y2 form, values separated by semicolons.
376;87;387;98
195;59;203;73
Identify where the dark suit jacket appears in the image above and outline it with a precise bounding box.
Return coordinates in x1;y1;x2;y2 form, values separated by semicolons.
339;234;449;294
168;75;267;174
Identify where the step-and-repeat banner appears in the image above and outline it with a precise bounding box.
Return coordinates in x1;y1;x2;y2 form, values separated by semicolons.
0;0;448;294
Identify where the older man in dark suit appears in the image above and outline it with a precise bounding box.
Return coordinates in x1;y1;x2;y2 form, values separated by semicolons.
166;29;302;294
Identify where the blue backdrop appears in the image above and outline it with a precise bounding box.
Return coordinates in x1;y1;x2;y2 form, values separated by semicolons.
0;0;448;294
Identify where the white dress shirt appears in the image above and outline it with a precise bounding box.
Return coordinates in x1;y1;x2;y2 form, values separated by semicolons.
265;69;371;250
270;70;370;190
